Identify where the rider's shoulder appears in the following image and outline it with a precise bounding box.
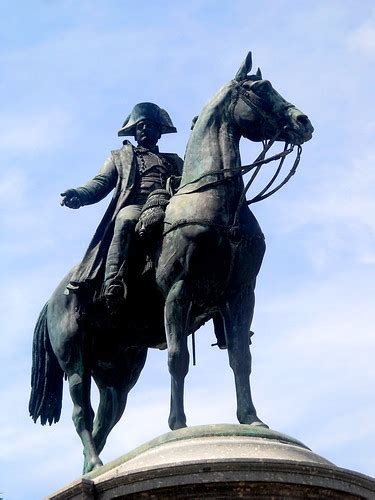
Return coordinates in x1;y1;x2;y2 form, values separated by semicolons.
111;141;134;156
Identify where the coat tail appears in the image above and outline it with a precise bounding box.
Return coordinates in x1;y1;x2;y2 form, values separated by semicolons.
29;303;64;425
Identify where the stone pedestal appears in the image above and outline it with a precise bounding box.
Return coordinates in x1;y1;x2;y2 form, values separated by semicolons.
48;424;375;499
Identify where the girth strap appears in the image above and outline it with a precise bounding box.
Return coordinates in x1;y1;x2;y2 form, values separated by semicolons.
163;218;258;240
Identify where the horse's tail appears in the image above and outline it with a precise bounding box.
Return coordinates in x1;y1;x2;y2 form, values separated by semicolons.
29;302;64;425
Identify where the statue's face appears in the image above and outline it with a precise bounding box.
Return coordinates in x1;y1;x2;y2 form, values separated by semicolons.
135;120;161;148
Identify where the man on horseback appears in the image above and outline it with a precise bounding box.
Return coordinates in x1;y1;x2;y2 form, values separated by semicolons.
61;102;183;308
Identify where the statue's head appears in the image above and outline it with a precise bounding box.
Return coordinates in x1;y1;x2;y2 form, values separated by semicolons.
118;102;177;148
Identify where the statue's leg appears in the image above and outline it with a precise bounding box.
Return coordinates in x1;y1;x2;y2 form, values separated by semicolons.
67;366;103;474
104;205;142;303
165;279;191;430
92;384;129;455
92;347;148;454
221;283;267;427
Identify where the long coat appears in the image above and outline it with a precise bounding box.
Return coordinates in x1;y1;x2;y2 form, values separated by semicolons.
69;141;183;287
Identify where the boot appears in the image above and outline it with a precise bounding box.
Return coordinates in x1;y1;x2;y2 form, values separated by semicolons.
104;277;127;312
103;215;137;312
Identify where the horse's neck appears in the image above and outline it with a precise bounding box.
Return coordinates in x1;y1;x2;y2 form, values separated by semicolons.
182;85;241;185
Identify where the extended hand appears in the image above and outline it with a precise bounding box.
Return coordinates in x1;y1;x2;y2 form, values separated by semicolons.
60;189;82;209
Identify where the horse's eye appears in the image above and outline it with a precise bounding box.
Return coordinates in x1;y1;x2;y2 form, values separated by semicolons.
242;82;252;91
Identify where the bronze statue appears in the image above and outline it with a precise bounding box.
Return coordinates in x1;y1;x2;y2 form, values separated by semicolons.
155;52;313;430
29;52;313;474
60;102;183;308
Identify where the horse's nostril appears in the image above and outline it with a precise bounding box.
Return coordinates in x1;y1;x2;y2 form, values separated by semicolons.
297;114;309;126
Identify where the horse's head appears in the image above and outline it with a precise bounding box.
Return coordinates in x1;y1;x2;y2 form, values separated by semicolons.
232;52;313;145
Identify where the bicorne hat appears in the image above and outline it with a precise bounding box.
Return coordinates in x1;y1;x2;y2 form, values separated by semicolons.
118;102;177;136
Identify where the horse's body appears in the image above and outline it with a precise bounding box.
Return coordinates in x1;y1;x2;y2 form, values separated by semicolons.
30;52;313;474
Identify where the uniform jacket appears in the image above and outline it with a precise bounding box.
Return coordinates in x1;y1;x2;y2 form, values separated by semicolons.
69;141;183;286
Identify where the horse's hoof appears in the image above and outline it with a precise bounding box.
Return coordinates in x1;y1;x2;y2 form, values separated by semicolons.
249;419;269;429
83;458;103;475
172;423;187;431
239;413;269;429
168;416;187;431
92;461;103;471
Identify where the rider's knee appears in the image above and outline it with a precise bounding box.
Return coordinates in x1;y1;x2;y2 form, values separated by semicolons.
115;208;139;229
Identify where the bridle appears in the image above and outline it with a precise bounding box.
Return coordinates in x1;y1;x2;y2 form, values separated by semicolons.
163;80;303;237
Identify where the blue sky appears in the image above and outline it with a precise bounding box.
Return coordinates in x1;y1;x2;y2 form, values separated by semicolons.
1;1;374;498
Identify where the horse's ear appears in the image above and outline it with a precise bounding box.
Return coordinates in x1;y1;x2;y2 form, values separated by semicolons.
256;67;262;79
235;51;252;81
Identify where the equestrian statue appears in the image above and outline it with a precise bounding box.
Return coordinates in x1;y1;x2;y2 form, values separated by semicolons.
29;51;313;474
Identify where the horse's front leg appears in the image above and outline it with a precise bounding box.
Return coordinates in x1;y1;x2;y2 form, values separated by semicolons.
221;284;267;427
165;279;191;430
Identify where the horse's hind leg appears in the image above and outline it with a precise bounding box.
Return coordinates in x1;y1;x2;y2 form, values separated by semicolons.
67;363;103;474
221;283;266;427
92;384;128;455
92;347;147;454
165;280;190;430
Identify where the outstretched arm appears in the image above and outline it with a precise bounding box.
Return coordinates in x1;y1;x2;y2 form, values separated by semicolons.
60;155;117;209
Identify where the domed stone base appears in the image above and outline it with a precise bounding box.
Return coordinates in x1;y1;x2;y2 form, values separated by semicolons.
48;424;375;499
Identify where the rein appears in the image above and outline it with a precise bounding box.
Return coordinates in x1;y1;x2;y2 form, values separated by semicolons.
174;142;293;195
231;142;302;229
163;142;301;237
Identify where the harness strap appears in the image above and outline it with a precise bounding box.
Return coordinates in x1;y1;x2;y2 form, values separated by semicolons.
163;218;232;237
163;217;260;239
175;145;293;196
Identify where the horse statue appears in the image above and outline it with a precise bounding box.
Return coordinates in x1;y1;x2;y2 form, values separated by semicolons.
155;51;313;431
29;51;313;474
